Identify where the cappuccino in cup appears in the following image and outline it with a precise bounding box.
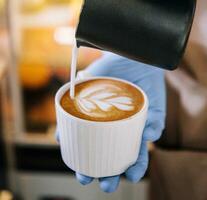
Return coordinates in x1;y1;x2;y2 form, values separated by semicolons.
55;77;148;177
61;79;144;122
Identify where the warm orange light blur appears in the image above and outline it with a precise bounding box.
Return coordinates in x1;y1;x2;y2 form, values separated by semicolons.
19;61;52;89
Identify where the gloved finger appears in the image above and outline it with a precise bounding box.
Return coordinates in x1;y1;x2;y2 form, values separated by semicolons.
86;53;115;76
86;52;136;78
142;109;165;142
55;131;60;143
136;68;166;117
125;141;148;183
76;173;94;185
98;176;120;193
143;125;163;142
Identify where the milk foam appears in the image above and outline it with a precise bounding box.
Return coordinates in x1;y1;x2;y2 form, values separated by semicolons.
75;83;134;118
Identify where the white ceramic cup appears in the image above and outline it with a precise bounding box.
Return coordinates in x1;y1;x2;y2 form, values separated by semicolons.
55;76;148;178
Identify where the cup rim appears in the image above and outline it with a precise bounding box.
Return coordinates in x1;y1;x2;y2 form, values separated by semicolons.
55;76;148;124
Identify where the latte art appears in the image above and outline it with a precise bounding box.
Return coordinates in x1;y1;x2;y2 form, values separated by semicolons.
61;79;144;122
75;84;134;118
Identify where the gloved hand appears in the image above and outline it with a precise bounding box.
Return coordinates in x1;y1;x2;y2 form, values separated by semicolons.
56;52;166;193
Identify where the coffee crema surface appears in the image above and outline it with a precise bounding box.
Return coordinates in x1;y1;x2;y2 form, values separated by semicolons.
61;79;144;122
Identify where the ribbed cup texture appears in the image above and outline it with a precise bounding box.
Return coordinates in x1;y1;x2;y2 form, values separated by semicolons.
55;78;148;178
56;106;147;178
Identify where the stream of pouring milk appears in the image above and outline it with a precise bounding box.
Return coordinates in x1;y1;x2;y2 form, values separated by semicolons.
70;42;78;99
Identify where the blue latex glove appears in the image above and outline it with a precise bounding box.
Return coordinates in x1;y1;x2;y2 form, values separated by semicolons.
56;52;166;193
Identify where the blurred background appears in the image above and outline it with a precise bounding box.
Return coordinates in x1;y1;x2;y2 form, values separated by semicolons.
0;0;206;199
